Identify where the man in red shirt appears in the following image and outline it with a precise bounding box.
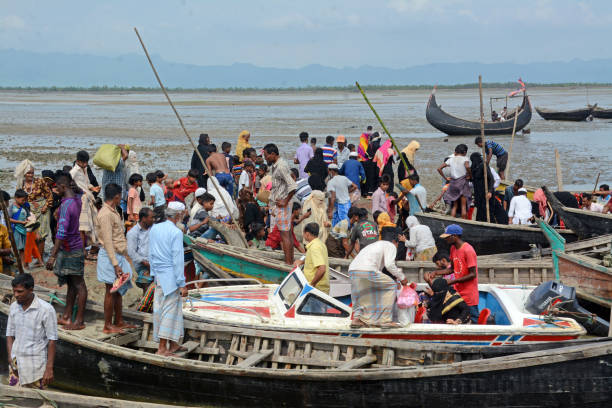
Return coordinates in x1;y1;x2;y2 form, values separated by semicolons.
426;224;479;323
172;169;199;203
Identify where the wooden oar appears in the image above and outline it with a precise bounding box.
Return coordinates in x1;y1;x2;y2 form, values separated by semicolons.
0;194;24;274
134;28;247;247
479;75;491;223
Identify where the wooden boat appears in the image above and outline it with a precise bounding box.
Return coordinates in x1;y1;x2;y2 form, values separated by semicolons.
425;91;532;136
543;186;612;238
496;180;537;201
1;277;607;407
414;211;577;255
535;106;592;121
592;106;612;119
188;236;562;288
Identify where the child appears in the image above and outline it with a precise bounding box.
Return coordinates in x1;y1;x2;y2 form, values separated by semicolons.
347;143;356;153
164;178;177;202
146;172;166;220
9;190;29;265
386;191;398;221
238;161;255;193
127;173;143;222
247;222;267;249
371;174;391;215
437;144;471;219
155;170;166;191
310;137;317;152
221;142;233;171
187;193;216;239
173;169;199;203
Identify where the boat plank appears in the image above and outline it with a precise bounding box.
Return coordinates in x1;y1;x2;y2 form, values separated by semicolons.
237;349;274;368
338;354;377;369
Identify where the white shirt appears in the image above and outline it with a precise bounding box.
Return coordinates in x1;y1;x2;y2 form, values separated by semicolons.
404;224;436;253
508;195;533;224
336;147;351;168
445;156;470;179
238;171;251;191
149;220;186;296
6;295;58;385
348;240;405;281
490;167;501;189
588;202;605;213
190;201;203;220
327;175;353;204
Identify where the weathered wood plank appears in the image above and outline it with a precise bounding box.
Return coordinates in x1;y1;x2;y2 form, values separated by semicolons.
338;354;377;369
236;349;274;368
174;340;200;358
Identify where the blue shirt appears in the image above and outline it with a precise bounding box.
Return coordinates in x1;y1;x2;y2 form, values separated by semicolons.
149;220;185;296
150;183;166;207
102;158;127;201
322;144;337;165
486;140;506;157
340;159;365;188
126;222;149;268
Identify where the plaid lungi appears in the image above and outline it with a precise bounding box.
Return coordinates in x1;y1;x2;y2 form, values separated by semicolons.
349;270;397;325
54;248;85;286
274;205;292;232
153;285;184;343
414;246;437;262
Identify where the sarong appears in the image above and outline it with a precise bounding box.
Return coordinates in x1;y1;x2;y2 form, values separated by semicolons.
30;197;51;240
153;285;184;343
96;248;133;296
8;358;46;389
349;270;397;325
79;193;99;245
54;248;85;286
274;205;292;232
414;246;437;262
443;176;472;205
332;201;351;227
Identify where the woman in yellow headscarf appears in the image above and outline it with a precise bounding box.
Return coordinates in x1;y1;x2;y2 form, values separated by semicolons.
236;130;252;163
398;140;420;182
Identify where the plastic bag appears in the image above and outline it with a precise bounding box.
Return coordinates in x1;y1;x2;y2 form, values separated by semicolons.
93;144;121;171
397;284;419;309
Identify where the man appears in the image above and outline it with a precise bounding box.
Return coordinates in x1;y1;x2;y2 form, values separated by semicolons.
101;144;129;206
504;179;523;211
290;168;312;204
149;201;189;356
426;224;479;323
345;207;378;259
127;207;154;293
6;273;57;388
45;173;88;330
264;143;297;265
336;135;350;168
340;152;365;198
322;135;337;165
191;133;214;187
500;106;508;120
508;188;534;224
326;164;357;226
405;174;426;216
206;144;234;197
348;227;408;328
96;183;134;334
70;150;101;251
293;222;329;296
294;131;314;179
172;169;200;203
475;137;509;180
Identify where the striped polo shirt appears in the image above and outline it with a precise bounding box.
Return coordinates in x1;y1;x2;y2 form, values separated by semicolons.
486;140;506;157
322;144;337;165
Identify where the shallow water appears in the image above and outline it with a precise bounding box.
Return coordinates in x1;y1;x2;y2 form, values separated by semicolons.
1;87;611;194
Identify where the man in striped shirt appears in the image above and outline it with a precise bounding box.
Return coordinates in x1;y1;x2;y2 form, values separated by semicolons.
475;137;509;180
322;135;337;165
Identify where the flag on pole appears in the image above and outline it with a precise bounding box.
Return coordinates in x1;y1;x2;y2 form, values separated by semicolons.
508;78;526;97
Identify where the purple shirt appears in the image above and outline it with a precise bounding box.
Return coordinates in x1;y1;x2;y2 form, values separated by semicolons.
294;142;314;179
56;196;83;251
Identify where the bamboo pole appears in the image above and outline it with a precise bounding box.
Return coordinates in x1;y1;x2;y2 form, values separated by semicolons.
592;172;601;196
0;195;24;274
479;76;491;223
133;28;248;247
555;149;564;191
504;104;520;180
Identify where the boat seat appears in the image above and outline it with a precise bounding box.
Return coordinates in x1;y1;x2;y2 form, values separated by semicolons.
478;308;491;325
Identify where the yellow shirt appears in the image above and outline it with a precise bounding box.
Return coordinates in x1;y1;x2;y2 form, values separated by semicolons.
0;224;12;275
303;238;329;294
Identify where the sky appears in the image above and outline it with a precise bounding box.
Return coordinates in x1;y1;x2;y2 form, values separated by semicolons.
1;0;612;69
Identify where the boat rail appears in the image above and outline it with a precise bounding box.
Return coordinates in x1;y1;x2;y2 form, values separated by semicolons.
185;296;267;323
187;278;264;286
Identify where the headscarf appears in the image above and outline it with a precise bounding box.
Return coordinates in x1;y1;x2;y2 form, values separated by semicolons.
302;190;329;243
14;159;34;188
358;133;369;161
533;188;547;218
401;140;420;165
207;177;238;220
373;140;394;176
470;152;483;174
405;215;419;229
236;130;252;162
376;212;396;232
427;278;465;323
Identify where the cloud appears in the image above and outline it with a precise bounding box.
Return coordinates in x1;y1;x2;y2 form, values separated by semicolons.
0;15;26;30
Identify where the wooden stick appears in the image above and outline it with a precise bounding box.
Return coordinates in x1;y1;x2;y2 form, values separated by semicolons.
0;195;24;274
133;28;247;247
505;104;520;181
591;172;601;195
555;149;563;191
479;75;491;223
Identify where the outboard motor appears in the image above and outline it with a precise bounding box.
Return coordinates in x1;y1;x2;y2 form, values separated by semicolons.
525;280;610;337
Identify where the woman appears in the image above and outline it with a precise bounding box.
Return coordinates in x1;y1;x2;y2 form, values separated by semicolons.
238;189;264;238
235;130;252;163
376;212;396;230
401;216;437;261
397;140;419;182
363;132;382;197
304;148;328;191
427;278;471;324
470;152;507;224
301;190;330;244
375;140;396;193
15;160;53;258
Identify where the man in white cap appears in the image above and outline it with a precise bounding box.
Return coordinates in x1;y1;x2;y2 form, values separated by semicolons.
149;201;188;356
340;151;365;202
508;187;533;225
190;187;207;220
326;164;357;226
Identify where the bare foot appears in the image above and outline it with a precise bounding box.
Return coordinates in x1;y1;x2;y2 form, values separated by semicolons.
155;350;176;357
57;316;71;326
102;325;124;334
64;322;86;330
167;343;187;354
115;322;138;329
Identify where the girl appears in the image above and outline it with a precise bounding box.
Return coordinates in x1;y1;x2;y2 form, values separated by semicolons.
127;173;143;222
10;189;29;265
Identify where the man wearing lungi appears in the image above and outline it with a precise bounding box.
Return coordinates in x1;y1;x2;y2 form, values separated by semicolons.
149;201;188;356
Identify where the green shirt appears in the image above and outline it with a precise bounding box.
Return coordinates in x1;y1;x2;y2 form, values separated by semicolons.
303;238;329;294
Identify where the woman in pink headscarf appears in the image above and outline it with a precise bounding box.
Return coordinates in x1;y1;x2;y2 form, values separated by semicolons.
374;140;396;193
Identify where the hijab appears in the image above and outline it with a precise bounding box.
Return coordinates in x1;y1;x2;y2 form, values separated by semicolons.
405;215;419;230
302;190;329;243
533;188;548;218
207;177;238;220
236;130;252;162
15;159;34;188
427;278;465;323
401;140;420;165
470;152;483;173
374;140;394;176
376;211;396;232
358;133;369;161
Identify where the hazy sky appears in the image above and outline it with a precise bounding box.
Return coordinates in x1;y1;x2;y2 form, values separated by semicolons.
2;0;611;68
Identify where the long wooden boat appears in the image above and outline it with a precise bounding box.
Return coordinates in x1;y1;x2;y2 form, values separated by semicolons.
535;106;592;121
592;106;612;119
414;211;577;255
425;91;532;136
1;280;609;407
543;186;612;238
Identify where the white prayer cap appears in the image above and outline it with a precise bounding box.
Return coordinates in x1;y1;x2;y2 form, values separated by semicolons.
195;187;206;198
168;201;186;211
518;188;527;193
349;152;358;157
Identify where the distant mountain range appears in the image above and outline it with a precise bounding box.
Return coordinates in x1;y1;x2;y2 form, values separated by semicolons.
1;49;611;88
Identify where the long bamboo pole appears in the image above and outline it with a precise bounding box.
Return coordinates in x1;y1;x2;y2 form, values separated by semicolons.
479;76;491;223
504;103;520;181
133;28;248;247
555;149;564;191
592;172;601;196
0;195;24;274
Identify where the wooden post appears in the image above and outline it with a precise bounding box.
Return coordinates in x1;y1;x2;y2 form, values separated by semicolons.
505;104;520;180
134;28;247;247
592;172;601;195
0;195;24;274
479;75;491;223
555;149;564;191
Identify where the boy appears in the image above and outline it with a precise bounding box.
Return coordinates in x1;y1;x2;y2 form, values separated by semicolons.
239;161;255;193
371;174;391;215
127;173;143;222
188;192;217;239
437;144;471;219
173;169;199;203
146;172;166;220
221;141;233;171
9;190;29;266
